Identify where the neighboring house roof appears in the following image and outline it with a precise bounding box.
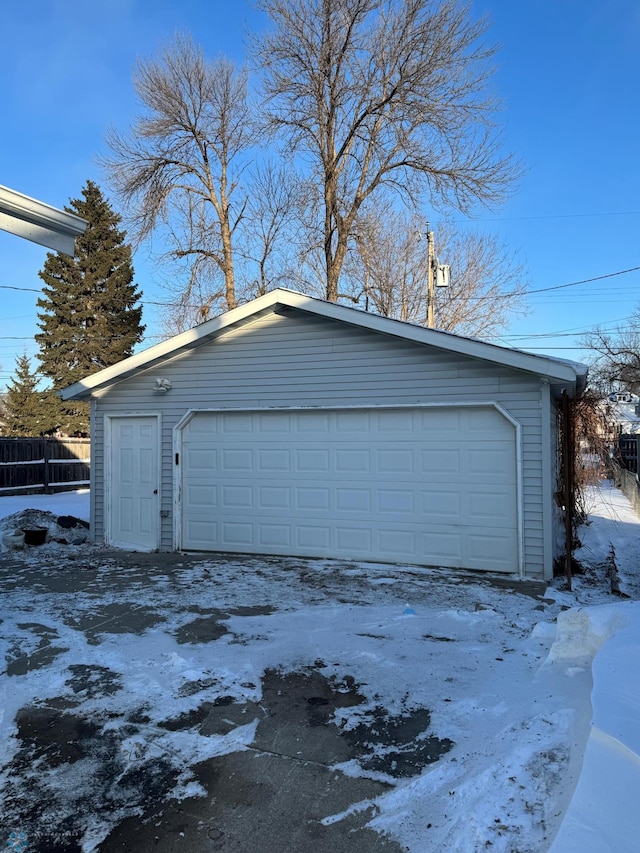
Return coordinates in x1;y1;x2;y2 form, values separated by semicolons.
61;288;588;401
0;184;87;256
605;395;640;435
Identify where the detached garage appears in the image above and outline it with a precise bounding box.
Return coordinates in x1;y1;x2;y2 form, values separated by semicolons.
62;289;587;581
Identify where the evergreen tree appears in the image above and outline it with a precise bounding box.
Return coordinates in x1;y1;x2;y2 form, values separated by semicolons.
3;354;57;436
36;180;144;433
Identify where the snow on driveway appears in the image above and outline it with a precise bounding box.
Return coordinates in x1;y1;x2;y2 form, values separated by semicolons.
0;482;638;852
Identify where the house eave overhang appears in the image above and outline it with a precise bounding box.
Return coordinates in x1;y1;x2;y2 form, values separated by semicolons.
60;288;588;400
0;184;87;256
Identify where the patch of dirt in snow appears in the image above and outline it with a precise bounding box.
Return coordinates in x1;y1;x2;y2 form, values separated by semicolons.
100;667;442;851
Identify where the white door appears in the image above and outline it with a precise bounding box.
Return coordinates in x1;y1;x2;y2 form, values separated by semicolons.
108;416;159;550
180;407;518;572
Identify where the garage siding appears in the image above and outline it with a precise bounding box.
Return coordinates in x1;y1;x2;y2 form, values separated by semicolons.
91;309;548;578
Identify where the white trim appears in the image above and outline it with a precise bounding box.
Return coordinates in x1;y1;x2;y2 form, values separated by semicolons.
541;381;554;581
173;401;523;575
62;288;587;400
0;184;87;256
0;458;89;466
0;459;46;465
89;398;97;543
104;412;161;551
0;484;45;493
173;423;182;551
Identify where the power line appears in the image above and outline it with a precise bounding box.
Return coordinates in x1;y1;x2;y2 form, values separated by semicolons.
525;266;640;296
500;317;631;341
0;284;40;293
3;264;640;304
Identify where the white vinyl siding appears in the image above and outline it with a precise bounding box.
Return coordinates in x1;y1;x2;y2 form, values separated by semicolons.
91;309;548;579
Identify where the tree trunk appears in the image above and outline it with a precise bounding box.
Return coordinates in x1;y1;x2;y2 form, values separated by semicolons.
221;218;236;310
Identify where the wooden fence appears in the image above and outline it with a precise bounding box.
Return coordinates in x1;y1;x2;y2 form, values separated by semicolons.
612;460;640;519
0;437;90;495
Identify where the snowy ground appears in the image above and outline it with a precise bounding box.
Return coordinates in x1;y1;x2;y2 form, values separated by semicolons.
0;483;638;851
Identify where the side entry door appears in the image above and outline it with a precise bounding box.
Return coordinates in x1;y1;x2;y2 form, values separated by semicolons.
108;416;160;550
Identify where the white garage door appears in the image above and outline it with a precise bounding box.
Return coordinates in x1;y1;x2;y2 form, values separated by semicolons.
180;407;519;572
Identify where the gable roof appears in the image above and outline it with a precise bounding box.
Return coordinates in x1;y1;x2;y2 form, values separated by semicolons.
61;288;587;400
0;184;87;256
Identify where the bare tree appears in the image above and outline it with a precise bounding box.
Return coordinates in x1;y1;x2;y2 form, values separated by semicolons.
345;210;527;337
585;312;640;393
254;0;519;303
104;35;253;313
242;162;306;297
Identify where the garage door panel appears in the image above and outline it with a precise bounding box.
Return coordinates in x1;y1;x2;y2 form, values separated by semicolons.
421;531;463;561
259;448;291;471
297;525;331;549
180;407;519;572
185;520;219;548
186;484;218;508
259;524;291;547
258;485;291;509
378;529;416;556
296;487;331;510
295;449;330;472
337;411;369;432
467;490;513;524
222;449;253;471
259;412;291;432
296;412;331;432
467;532;515;568
222;521;253;545
223;413;253;433
336;449;370;472
378;410;414;431
221;485;253;508
421;448;460;473
336;488;371;511
378;489;415;513
418;409;460;430
467;447;515;476
377;448;414;472
421;490;462;518
186;447;218;471
336;527;372;551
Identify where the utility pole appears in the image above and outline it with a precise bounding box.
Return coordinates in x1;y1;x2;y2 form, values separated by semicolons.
426;226;435;328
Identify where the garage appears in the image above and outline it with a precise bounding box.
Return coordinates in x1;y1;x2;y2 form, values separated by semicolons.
179;405;519;572
61;289;587;579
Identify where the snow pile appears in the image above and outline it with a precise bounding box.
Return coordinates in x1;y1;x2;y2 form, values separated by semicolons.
547;602;640;852
0;509;89;550
0;489;90;551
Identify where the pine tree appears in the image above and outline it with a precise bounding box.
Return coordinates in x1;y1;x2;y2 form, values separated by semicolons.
36;180;144;433
3;354;57;436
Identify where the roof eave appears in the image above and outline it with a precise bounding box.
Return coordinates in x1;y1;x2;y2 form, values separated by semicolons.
0;184;87;256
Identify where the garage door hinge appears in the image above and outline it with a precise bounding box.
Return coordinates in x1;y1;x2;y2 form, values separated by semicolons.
175;453;179;465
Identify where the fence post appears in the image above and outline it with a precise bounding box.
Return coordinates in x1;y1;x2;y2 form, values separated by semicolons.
43;438;51;494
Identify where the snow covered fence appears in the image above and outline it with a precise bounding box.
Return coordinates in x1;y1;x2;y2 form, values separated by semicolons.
612;461;640;519
0;437;90;495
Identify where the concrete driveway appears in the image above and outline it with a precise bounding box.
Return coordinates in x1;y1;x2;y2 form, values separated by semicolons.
0;545;563;853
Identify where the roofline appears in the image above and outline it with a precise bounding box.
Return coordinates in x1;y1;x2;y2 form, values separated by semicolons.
0;184;87;256
61;288;587;400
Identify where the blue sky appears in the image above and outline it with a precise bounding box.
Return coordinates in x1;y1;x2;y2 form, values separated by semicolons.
1;0;639;390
